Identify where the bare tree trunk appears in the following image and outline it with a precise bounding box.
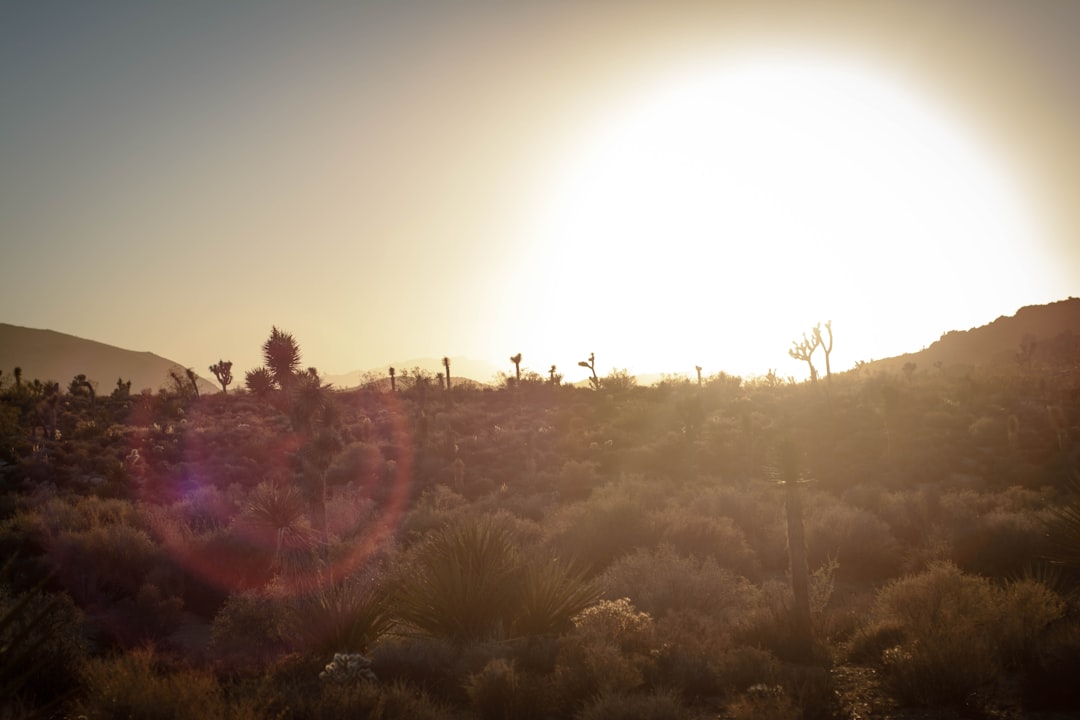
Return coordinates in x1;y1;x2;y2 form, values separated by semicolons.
786;481;813;660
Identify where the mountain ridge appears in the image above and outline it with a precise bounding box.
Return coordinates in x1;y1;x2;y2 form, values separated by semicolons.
0;323;217;395
3;298;1077;394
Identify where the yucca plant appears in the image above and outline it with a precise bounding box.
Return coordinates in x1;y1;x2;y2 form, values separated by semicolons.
513;557;600;639
395;516;520;643
239;482;319;582
290;575;393;655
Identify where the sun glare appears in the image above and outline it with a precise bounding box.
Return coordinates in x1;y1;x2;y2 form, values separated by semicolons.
520;52;1047;379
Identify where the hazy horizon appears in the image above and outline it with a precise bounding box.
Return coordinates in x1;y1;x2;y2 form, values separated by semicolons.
3;1;1078;383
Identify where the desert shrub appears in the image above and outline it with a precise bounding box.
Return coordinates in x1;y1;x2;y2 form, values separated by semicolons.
804;500;902;580
369;635;473;701
52;523;161;602
545;490;658;573
551;598;658;711
847;561;1065;706
684;485;788;571
726;682;799;720
1021;616;1080;711
600;545;762;628
324;484;378;541
0;582;89;712
107;581;184;645
995;576;1066;669
465;657;552;720
325;440;385;489
260;669;457;720
575;688;691;720
655;509;760;578
170;484;236;533
555;460;602;502
950;508;1054;578
210;587;290;667
399;485;470;542
73;647;256;720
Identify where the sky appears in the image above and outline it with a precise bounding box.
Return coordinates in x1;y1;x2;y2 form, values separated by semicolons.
2;1;1078;384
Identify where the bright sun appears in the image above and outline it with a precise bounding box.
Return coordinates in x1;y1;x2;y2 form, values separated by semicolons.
517;52;1049;379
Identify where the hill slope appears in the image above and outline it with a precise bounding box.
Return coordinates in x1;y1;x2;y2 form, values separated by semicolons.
868;297;1080;374
0;324;215;394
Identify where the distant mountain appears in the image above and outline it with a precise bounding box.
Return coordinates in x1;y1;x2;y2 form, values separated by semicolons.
323;356;502;389
867;298;1080;374
0;324;216;395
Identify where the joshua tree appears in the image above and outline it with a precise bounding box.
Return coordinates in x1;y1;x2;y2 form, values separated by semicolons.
774;437;814;660
695;365;703;388
389;367;396;393
263;326;301;390
510;353;522;386
442;357;451;390
185;368;200;398
578;352;600;390
549;364;561;385
812;321;834;383
245;367;275;397
13;367;21;390
789;330;821;383
210;360;233;394
111;377;131;400
69;374;96;405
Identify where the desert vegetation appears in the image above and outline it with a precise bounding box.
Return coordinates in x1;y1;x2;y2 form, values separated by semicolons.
1;325;1079;719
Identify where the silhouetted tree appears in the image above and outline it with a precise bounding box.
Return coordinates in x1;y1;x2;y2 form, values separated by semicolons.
578;352;599;390
549;364;562;386
68;374;95;403
695;365;703;388
789;330;821;383
209;360;233;394
812;321;834;383
263;326;301;390
442;357;451;390
774;437;813;660
245;367;275;397
111;377;131;401
510;353;522;386
13;367;21;390
184;368;200;398
389;367;396;393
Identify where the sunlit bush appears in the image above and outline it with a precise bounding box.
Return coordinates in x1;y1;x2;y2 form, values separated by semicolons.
847;561;1065;705
600;545;762;628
